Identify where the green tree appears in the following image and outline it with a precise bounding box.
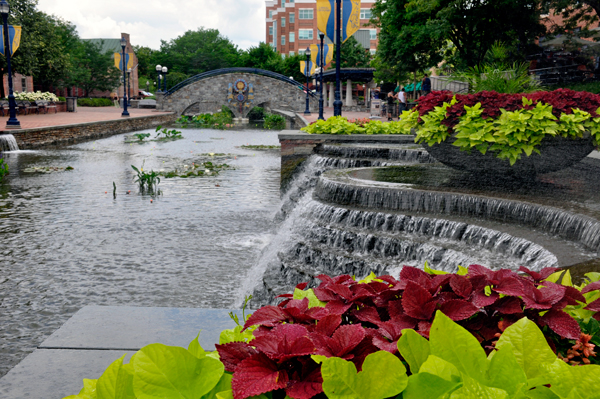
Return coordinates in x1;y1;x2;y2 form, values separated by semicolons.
67;40;121;96
237;42;284;71
541;0;600;34
332;36;372;68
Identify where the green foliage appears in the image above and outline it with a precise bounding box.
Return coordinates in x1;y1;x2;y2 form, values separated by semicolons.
65;39;121;97
263;114;285;130
454;62;541;94
397;329;430;374
332;36;372;69
246;107;265;121
177;111;234;130
159;161;231;179
302;116;414;135
77;98;114;107
412;98;456;146
154;126;183;140
133;133;151;142
0;158;8;180
131;162;160;193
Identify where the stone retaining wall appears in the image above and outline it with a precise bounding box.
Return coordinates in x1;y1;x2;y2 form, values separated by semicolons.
11;113;177;149
279;131;416;191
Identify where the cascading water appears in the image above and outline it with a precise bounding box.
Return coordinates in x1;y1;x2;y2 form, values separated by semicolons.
0;134;19;152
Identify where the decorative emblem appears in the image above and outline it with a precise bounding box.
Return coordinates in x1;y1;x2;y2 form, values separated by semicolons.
227;78;254;116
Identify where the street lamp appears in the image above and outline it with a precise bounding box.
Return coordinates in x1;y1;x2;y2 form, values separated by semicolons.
0;0;20;129
120;36;129;117
304;46;311;116
127;68;131;106
318;33;325;120
155;65;162;92
161;66;168;92
333;0;343;117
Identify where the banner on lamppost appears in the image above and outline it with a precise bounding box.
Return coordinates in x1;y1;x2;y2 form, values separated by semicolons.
300;60;315;76
317;0;361;44
316;0;335;43
310;44;334;66
114;52;134;71
0;25;21;56
342;0;361;43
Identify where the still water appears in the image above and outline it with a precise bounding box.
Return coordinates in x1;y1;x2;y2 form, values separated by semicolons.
0;129;281;377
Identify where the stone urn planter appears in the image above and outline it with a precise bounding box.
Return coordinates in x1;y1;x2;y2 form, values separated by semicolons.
423;134;596;177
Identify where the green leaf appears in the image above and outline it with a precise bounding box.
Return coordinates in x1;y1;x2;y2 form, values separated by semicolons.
397;329;430;374
524;386;560;399
293;288;326;308
96;354;134;399
219;325;254;344
429;311;489;383
486;346;527;395
188;332;206;359
132;343;224;399
200;373;233;399
418;355;461;382
64;379;98;399
321;351;408;399
495;317;556;379
449;375;508;399
541;359;600;399
215;391;233;399
402;372;462;399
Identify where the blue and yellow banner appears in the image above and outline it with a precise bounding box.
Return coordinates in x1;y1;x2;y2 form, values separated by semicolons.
317;0;335;43
342;0;361;43
310;44;334;67
300;60;316;76
114;52;134;71
0;26;21;56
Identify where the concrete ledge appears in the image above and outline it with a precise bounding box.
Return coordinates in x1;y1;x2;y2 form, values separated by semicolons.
279;131;416;143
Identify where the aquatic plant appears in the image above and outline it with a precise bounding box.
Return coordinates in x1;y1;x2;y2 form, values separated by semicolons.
263;114;286;130
176;111;234;130
0;157;8;180
22;165;74;173
155;126;183;140
133;133;151;142
131;161;160;193
159;161;232;178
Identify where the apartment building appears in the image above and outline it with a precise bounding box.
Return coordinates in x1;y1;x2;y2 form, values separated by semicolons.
265;0;379;59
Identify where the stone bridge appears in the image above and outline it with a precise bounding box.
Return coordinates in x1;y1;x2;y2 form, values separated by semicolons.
156;68;318;123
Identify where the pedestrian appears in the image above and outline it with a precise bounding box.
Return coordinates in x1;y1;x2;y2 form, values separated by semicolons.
396;87;407;118
422;74;432;96
386;91;395;121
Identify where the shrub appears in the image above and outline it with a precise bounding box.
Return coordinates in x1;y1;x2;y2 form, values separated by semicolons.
247;107;265;121
302;116;414;135
76;98;114;107
263;113;286;130
58;96;66;102
13;90;59;102
176;110;233;130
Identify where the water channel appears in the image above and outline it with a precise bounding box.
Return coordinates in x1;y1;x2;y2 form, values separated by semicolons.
0;129;282;377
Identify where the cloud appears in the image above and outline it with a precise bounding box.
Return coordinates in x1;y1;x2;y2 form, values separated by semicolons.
36;0;265;50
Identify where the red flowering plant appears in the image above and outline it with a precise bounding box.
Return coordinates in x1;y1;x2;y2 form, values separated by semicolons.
216;265;600;399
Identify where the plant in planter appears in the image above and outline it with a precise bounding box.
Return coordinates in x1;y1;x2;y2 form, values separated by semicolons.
399;89;600;175
0;157;8;180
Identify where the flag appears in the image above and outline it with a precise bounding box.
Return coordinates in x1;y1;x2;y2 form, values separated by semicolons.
114;52;134;71
0;26;21;56
317;0;335;43
300;60;315;76
311;44;334;67
342;0;361;43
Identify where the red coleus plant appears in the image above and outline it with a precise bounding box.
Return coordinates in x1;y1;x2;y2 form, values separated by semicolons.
416;89;600;130
217;265;598;399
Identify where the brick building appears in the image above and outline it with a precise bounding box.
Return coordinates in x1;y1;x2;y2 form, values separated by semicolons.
265;0;379;59
3;73;33;96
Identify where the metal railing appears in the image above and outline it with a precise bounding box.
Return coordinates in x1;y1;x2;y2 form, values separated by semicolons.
164;67;318;98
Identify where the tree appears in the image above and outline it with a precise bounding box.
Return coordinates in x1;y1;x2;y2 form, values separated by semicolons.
332;36;372;69
67;40;121;96
237;42;285;71
542;0;600;35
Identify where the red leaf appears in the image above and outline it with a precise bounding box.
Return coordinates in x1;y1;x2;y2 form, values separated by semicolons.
325;300;352;316
417;321;432;338
439;299;479;321
330;324;366;356
286;366;323;399
450;275;473;298
315;314;342;336
582;281;600;294
388;299;404;319
493;277;525;297
296;282;308;290
468;264;494;279
252;324;316;361
353;306;381;325
402;281;436;320
491;297;523;314
563;286;586;305
313;286;339;302
522;282;566;309
372;335;399;354
328;283;354;300
232;353;289;399
541;309;581;340
216;342;259;373
400;266;432;289
585;298;600;312
244;305;289;330
375;317;416;341
519;266;561;281
471;290;499;307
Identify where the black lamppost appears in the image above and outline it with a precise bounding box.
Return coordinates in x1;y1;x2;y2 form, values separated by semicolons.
155;65;162;93
333;0;343;117
0;0;20;129
120;37;129;117
127;68;131;106
318;33;325;120
304;46;311;116
162;66;168;92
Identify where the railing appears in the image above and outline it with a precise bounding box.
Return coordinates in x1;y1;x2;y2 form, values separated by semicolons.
430;76;469;93
164;67;318;98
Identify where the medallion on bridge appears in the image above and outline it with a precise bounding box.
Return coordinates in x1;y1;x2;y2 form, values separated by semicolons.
227;79;254;117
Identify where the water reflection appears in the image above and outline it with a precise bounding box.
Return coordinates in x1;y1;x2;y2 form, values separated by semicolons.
0;128;281;377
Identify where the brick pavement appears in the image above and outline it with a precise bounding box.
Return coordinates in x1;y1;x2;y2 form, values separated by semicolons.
0;107;172;132
303;107;387;124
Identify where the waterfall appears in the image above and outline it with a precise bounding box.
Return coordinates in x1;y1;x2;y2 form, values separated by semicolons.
0;134;18;152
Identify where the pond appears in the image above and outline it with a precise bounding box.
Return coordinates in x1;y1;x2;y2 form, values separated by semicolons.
0;128;282;377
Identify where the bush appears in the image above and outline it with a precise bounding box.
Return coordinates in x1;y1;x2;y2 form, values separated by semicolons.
176;110;234;130
247;107;265;121
263;113;286;130
302;116;414;135
76;98;114;107
14;90;59;102
58;96;66;102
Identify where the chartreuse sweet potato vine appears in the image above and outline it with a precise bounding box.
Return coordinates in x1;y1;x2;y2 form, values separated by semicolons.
64;266;600;399
302;116;413;135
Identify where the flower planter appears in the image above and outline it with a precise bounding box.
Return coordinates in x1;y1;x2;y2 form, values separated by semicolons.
423;133;596;176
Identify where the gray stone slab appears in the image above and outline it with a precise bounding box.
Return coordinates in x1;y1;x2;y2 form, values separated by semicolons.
40;306;242;351
588;150;600;159
0;349;133;399
278;131;416;142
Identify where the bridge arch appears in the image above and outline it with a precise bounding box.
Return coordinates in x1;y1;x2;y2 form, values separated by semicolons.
158;68;318;121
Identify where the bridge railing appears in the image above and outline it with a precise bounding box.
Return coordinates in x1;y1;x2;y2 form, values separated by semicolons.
164;67;318;99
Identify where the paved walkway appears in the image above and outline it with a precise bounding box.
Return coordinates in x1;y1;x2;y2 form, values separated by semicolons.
0;107;173;131
303;107;385;124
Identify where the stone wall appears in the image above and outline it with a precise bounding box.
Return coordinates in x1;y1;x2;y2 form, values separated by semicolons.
12;113;177;149
158;73;318;119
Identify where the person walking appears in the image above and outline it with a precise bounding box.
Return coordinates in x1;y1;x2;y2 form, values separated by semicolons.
396;87;407;117
422;74;432;96
386;91;396;121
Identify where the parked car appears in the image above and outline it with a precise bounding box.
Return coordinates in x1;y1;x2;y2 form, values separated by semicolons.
139;90;153;98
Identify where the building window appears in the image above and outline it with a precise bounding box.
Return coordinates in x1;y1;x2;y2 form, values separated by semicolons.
289;0;294;3
370;29;377;40
360;8;372;19
281;35;286;45
281;0;286;5
269;26;273;35
21;77;27;91
299;9;313;19
298;29;313;40
298;49;305;55
289;51;295;56
281;17;286;27
289;12;295;23
370;49;376;55
269;10;273;18
289;32;295;43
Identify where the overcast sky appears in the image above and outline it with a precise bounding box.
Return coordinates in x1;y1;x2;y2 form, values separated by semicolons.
36;0;266;50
